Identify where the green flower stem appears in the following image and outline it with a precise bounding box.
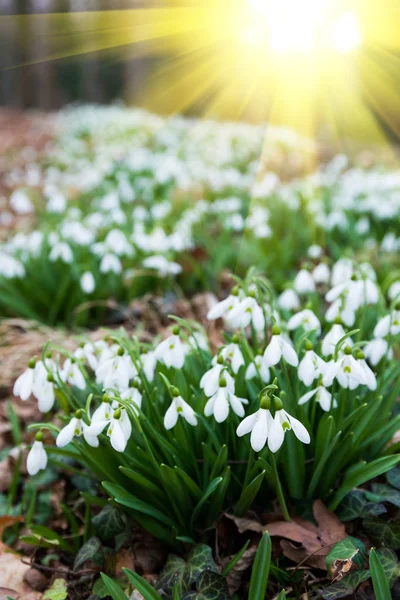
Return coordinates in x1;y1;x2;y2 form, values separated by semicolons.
270;452;290;522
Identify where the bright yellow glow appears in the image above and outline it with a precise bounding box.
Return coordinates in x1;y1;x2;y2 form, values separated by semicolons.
332;12;362;54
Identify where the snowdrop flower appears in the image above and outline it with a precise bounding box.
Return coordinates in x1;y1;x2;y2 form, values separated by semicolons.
308;244;322;259
218;339;245;374
245;355;270;383
61;358;86;390
140;350;157;382
325;298;356;327
287;309;321;334
321;320;352;357
323;346;367;389
353;350;376;391
91;395;114;423
56;411;99;448
227;295;265;332
121;385;143;414
298;342;326;386
106;409;131;452
164;387;197;429
49;242;73;264
104;230;133;257
331;258;353;287
143;255;182;277
269;407;310;453
204;376;248;423
293;269;315;294
388;281;400;302
10;189;34;214
80;271;95;294
27;432;47;476
312;263;330;285
374;311;400;338
13;359;37;401
237;407;273;452
298;383;336;412
364;338;391;366
207;289;241;322
154;326;186;369
278;289;300;311
264;325;298;367
100;253;122;274
95;348;136;392
32;360;56;412
200;358;234;397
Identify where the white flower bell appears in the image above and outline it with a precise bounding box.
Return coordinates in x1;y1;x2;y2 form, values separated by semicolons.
56;411;99;448
204;375;248;423
154;327;187;369
164;387;198;430
263;325;298;367
27;432;47;476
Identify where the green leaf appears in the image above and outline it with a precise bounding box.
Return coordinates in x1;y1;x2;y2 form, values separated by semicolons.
42;579;68;600
157;555;186;594
21;525;73;553
363;517;400;550
326;537;365;574
370;548;392;600
386;466;400;490
329;456;400;510
190;478;222;528
365;483;400;508
102;482;177;528
92;577;110;599
183;544;219;588
337;490;387;522
73;537;104;571
221;540;250;576
123;568;163;600
92;504;126;542
276;592;286;600
248;532;271;600
182;571;230;600
233;471;265;516
100;573;128;600
321;571;371;600
375;547;400;585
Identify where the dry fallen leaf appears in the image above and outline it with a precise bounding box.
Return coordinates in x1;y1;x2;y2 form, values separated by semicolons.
226;500;346;570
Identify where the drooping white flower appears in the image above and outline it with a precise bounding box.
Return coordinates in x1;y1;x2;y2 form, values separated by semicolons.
277;289;300;311
236;408;274;452
323;347;367;389
164;391;198;430
308;244;323;259
321;321;352;357
374;311;400;338
331;258;353;287
227;296;265;332
153;328;187;369
10;189;34;214
298;344;326;386
200;361;234;397
100;253;122;274
32;360;56;412
207;291;240;322
388;281;400;302
312;263;330;284
287;309;321;334
27;434;47;476
121;385;143;414
364;338;391;366
13;361;36;401
352;351;377;391
95;350;136;392
268;409;311;452
298;384;336;412
293;269;315;294
263;326;298;367
106;410;131;452
204;378;248;423
49;242;73;264
245;355;270;383
143;255;182;277
80;271;95;294
140;350;156;382
56;412;99;448
61;358;86;390
218;341;245;374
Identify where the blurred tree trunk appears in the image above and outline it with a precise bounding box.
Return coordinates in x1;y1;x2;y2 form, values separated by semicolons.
0;0;22;106
30;0;55;109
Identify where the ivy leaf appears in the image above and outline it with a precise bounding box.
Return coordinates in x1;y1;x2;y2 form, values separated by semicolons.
326;537;365;575
92;504;126;542
92;577;110;599
73;536;104;571
365;483;400;508
182;572;230;600
183;544;219;589
157;555;186;593
375;548;400;586
42;579;68;600
337;491;386;522
363;517;400;550
386;466;400;490
320;570;371;600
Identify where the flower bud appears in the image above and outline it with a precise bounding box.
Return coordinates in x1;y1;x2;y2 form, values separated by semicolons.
113;408;122;420
171;386;180;397
273;396;283;411
75;409;83;419
102;393;110;403
231;286;239;296
344;345;352;355
217;354;224;365
305;340;313;351
355;350;365;360
35;431;44;442
117;347;124;356
172;325;180;336
260;395;271;410
232;334;239;344
219;377;227;388
47;373;54;382
28;357;36;369
272;324;281;335
334;316;342;325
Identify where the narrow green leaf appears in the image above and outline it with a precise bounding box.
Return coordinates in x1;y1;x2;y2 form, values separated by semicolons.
222;540;250;576
370;548;392;600
124;568;163;600
100;573;128;600
248;532;271;600
234;471;265;516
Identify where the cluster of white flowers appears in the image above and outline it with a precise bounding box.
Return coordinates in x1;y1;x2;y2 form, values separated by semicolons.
15;254;399;476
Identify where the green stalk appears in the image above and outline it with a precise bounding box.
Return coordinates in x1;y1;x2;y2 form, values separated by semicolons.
270;453;290;522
